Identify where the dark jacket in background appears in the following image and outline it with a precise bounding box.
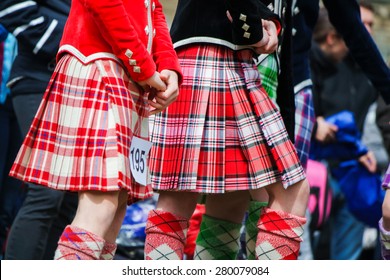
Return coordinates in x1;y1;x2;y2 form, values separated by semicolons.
310;43;378;134
292;0;390;105
171;0;281;49
0;0;71;90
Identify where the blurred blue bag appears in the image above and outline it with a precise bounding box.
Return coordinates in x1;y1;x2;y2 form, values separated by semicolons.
116;197;156;249
115;197;157;259
310;111;368;161
331;160;385;227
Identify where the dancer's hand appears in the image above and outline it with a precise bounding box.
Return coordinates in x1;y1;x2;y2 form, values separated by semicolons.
251;19;278;54
148;70;179;115
226;11;278;55
138;71;167;93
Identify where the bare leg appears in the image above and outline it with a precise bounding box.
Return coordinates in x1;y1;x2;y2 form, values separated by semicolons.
156;191;199;219
71;190;121;237
54;190;121;260
103;190;129;243
100;190;129;260
263;179;309;217
205;191;250;223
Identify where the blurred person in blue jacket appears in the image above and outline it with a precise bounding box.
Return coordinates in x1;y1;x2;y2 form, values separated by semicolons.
0;0;78;260
0;23;21;259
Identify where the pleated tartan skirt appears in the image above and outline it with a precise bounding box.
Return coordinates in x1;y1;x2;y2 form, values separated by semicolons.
149;44;305;193
10;54;153;201
294;87;315;169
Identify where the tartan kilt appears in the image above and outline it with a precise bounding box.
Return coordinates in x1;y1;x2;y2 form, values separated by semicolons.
294;86;315;169
257;53;278;106
258;55;315;170
149;44;305;193
10;54;153;202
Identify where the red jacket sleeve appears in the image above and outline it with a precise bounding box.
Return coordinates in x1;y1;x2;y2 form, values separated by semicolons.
81;0;156;82
152;1;183;84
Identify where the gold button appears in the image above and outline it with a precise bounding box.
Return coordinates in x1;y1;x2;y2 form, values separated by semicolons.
125;49;133;58
239;14;247;21
242;23;250;31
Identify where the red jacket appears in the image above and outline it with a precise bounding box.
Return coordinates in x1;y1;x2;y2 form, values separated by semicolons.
58;0;182;83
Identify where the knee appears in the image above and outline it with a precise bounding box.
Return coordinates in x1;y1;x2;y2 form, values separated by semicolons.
76;191;119;224
271;179;310;204
267;179;310;217
287;179;310;216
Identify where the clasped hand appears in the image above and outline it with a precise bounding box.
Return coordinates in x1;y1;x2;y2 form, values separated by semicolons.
138;70;179;115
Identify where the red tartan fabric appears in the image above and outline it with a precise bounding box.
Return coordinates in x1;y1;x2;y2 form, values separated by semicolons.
144;209;189;260
54;225;105;260
100;242;117;260
256;207;306;260
149;44;305;193
10;54;153;201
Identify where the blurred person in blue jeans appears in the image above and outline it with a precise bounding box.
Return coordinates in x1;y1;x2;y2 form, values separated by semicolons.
0;24;23;259
0;0;78;259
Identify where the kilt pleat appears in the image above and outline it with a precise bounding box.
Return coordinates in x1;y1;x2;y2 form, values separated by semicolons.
149;45;305;193
294;87;315;169
10;54;153;201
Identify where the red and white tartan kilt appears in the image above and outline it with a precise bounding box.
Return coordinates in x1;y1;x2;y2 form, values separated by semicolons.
149;44;305;193
10;54;153;202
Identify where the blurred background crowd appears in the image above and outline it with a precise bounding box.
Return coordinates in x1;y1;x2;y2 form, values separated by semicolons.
1;0;390;260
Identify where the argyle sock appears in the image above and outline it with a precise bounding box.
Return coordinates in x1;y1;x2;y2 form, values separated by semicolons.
256;208;306;260
378;218;390;260
194;215;242;260
100;242;117;260
54;225;105;260
245;201;268;260
144;209;189;260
